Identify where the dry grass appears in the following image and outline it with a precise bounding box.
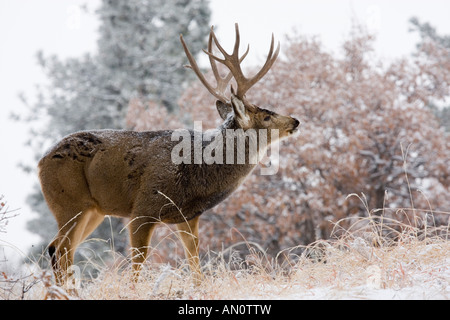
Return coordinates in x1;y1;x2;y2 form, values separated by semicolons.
2;205;449;300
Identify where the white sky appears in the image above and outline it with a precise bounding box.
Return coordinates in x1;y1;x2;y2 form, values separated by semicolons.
1;0;449;260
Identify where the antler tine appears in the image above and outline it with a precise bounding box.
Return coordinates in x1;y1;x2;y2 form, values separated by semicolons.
244;33;280;94
205;26;250;69
180;26;250;103
207;26;250;92
180;32;228;103
207;27;233;94
205;23;280;100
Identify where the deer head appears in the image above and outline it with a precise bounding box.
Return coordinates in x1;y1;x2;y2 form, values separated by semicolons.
180;23;299;142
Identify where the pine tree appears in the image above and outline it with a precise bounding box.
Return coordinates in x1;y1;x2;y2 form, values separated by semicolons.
97;0;211;111
21;0;210;267
409;17;450;131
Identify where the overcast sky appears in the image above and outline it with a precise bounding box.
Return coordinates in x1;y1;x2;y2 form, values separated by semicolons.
1;0;449;259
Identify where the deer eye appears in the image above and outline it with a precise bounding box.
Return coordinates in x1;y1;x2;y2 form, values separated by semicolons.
264;115;271;121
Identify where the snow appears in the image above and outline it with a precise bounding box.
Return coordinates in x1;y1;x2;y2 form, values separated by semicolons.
2;241;448;300
246;264;449;300
280;284;448;300
241;242;450;300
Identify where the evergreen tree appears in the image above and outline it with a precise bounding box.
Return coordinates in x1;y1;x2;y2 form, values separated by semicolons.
409;17;450;131
409;17;450;48
21;0;210;267
97;0;211;111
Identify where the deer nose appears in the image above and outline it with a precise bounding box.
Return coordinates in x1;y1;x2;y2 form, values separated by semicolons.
293;118;300;128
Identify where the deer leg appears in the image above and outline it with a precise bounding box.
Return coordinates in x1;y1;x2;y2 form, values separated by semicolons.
79;209;105;243
49;209;103;287
177;215;203;285
128;217;157;282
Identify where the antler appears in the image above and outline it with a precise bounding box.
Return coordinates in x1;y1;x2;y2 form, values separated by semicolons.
180;26;249;103
204;23;280;101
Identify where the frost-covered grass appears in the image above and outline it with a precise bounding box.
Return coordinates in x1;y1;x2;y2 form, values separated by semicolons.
2;212;449;300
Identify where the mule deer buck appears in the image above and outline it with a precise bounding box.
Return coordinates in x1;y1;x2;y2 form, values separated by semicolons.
39;23;299;286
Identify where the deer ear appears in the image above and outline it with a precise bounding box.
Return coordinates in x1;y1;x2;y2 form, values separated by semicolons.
216;101;232;120
231;94;250;126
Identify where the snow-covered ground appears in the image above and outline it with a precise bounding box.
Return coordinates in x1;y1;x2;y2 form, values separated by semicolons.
1;237;448;300
244;242;450;300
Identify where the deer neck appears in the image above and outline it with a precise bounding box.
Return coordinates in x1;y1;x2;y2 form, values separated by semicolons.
201;114;269;170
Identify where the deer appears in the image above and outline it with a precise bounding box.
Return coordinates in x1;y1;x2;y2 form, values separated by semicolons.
38;23;300;287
